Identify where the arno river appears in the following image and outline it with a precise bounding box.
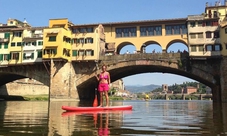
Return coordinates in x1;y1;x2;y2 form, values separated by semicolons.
0;100;226;136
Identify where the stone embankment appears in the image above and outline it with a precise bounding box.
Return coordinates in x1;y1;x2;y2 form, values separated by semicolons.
0;78;49;96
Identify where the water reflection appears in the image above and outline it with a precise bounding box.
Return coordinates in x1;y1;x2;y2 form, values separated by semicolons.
1;101;227;135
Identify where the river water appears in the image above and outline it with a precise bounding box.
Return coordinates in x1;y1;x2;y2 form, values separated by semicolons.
0;100;226;136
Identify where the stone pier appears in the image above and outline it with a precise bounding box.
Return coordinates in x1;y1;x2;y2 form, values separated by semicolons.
49;59;79;101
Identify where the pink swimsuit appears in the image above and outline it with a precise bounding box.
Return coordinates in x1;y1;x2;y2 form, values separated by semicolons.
98;74;109;92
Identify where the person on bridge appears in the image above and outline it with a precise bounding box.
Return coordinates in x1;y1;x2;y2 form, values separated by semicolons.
96;65;111;107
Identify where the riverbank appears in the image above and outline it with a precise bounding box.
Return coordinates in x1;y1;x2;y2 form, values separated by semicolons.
0;94;49;101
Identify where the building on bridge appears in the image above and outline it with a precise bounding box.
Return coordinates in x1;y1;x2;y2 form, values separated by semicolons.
0;18;46;65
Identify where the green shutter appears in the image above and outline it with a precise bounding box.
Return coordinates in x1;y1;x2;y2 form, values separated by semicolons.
31;53;34;59
72;50;77;56
71;39;74;44
37;51;42;58
0;43;2;49
4;33;10;38
4;43;8;49
91;50;94;56
0;54;3;61
23;53;26;59
7;54;10;60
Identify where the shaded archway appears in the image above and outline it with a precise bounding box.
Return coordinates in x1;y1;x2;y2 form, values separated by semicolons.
166;39;188;53
117;42;135;54
142;41;162;53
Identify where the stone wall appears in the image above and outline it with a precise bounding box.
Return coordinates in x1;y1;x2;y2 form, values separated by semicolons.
220;57;227;102
49;60;79;100
0;79;49;95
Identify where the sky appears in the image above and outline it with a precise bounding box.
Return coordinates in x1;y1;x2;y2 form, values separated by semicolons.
0;0;220;86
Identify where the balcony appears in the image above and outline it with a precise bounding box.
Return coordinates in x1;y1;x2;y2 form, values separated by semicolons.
23;34;43;42
0;38;9;42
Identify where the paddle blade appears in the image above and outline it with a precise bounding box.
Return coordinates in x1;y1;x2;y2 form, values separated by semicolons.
93;95;98;107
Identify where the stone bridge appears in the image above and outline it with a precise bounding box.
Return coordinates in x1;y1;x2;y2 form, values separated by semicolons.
0;63;50;86
77;53;221;101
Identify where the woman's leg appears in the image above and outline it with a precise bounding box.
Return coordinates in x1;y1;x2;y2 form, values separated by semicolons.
104;91;109;107
99;92;103;107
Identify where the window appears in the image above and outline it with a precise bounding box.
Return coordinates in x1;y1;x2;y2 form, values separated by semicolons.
198;45;204;51
3;54;9;60
37;50;42;58
11;42;15;47
4;43;8;49
78;50;84;56
214;44;221;51
23;52;34;60
13;32;22;37
214;31;220;38
116;27;136;37
155;26;162;35
38;41;43;45
49;36;56;41
213;11;218;18
206;32;212;38
4;33;10;38
225;28;227;34
72;50;77;56
198;33;203;38
25;42;31;46
85;50;94;56
0;54;9;61
206;45;212;51
0;43;2;49
17;42;22;46
190;34;196;39
206;21;212;26
190;22;195;27
44;48;57;55
85;38;93;43
11;52;19;60
197;21;203;27
191;46;196;52
140;27;147;36
165;26;172;35
32;41;36;46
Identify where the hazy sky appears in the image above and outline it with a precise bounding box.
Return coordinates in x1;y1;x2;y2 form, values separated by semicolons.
1;0;219;86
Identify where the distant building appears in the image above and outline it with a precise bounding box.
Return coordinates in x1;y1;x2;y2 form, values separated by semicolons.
182;86;197;94
162;84;168;92
206;86;212;94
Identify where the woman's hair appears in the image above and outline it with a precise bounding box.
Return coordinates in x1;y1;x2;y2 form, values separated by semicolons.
102;64;107;69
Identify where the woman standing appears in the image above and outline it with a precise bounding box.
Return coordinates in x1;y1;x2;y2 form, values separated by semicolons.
96;65;110;107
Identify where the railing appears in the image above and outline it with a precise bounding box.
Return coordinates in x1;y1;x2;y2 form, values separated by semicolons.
99;53;189;62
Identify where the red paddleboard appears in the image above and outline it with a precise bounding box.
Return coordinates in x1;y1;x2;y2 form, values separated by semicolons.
62;105;132;112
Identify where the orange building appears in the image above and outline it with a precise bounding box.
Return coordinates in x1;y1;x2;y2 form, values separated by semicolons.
182;86;197;94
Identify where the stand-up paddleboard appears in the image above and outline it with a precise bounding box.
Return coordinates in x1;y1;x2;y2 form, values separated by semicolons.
62;105;132;112
61;110;132;117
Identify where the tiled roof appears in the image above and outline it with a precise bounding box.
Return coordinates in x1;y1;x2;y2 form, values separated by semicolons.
73;18;187;27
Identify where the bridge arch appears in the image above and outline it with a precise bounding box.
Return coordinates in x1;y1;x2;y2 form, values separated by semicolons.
166;39;188;53
141;41;162;53
0;63;50;86
76;54;217;100
116;42;135;54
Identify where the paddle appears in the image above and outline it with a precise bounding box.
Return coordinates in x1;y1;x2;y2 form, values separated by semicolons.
93;88;98;107
93;61;99;107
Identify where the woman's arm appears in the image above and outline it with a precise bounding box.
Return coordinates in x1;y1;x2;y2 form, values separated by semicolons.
108;72;111;84
96;74;99;81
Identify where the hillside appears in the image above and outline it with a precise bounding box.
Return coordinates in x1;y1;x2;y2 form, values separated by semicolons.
125;84;161;93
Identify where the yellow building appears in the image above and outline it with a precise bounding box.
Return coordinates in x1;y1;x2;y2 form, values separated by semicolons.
102;18;188;54
0;19;30;65
204;1;227;56
71;24;105;61
43;18;73;61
